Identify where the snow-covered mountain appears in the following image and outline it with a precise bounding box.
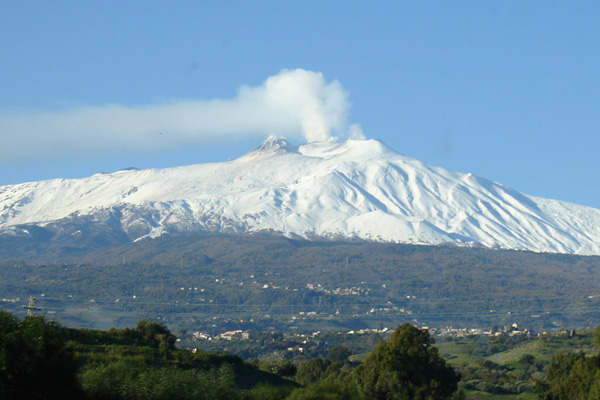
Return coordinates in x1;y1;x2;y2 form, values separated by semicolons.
2;137;600;255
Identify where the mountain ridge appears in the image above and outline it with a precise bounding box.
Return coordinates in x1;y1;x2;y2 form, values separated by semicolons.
2;137;600;255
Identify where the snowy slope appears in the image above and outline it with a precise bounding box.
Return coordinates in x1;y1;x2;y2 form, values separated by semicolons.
1;137;600;255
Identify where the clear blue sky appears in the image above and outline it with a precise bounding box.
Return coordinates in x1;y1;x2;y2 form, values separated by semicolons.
1;1;599;208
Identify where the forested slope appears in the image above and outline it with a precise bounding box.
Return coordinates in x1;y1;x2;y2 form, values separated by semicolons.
1;236;600;332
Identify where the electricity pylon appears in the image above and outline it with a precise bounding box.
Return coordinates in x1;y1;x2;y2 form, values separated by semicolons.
24;296;41;317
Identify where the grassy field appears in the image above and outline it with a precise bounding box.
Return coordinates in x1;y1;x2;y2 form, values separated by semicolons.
436;330;596;365
462;391;538;400
430;331;598;399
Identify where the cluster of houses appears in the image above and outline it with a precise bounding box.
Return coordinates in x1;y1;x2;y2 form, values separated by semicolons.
345;327;390;335
0;297;19;303
430;323;533;338
305;283;371;296
192;329;250;341
189;321;541;345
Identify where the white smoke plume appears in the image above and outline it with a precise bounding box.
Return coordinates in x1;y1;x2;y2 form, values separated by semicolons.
0;69;364;160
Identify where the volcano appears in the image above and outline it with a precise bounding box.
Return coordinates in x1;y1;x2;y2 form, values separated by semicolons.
2;137;599;255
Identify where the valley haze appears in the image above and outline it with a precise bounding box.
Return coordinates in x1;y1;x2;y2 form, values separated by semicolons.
1;136;599;255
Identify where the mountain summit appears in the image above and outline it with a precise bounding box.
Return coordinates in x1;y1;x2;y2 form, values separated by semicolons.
2;138;600;254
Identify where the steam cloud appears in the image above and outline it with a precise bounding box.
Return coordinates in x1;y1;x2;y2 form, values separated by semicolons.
0;69;364;160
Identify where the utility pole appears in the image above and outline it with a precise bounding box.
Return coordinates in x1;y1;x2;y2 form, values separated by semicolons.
24;296;41;317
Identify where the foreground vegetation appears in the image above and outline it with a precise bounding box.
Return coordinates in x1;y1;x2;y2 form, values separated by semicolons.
0;310;459;399
3;308;600;399
190;326;600;399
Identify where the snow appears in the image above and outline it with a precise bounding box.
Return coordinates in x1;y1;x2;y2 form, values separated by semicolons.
1;137;600;255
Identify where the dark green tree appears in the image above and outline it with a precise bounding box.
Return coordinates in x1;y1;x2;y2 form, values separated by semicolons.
327;345;351;363
0;311;18;341
0;314;80;400
545;351;586;383
539;351;600;400
133;319;177;350
295;357;336;386
0;311;19;398
355;324;459;400
260;360;298;378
